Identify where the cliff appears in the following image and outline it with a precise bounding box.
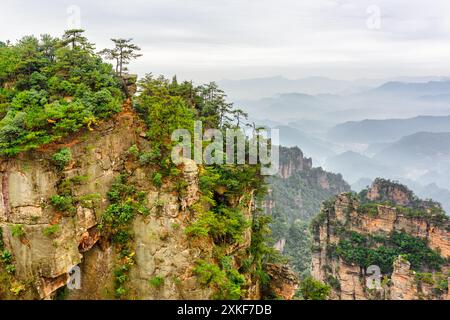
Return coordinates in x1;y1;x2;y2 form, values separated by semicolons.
311;179;450;300
0;100;280;300
267;146;350;222
0;33;295;300
1;105;199;299
266;146;350;276
278;146;312;179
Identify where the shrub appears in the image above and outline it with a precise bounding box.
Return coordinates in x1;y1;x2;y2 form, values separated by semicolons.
336;231;445;273
10;224;25;238
193;260;245;300
0;249;15;275
0;250;13;265
152;172;163;187
0;32;124;157
50;195;76;215
52;148;72;170
100;174;149;298
149;276;164;289
43;224;60;237
126;144;139;157
69;175;89;185
326;275;341;291
299;276;331;300
185;206;248;245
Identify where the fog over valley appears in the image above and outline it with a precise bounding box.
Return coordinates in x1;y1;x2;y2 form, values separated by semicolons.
220;76;450;214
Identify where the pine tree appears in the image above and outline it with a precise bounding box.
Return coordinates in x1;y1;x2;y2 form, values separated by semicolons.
61;29;93;51
100;38;142;76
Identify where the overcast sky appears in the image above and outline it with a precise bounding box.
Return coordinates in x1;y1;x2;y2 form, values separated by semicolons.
2;0;450;83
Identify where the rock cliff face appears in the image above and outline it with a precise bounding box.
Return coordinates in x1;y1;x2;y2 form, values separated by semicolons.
264;263;299;300
311;179;450;300
266;146;350;277
278;147;312;179
266;146;350;221
0;104;267;300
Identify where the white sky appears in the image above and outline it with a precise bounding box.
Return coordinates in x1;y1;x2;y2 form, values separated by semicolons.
2;0;450;83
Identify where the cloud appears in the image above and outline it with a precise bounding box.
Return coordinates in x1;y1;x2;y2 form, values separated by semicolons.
1;0;450;82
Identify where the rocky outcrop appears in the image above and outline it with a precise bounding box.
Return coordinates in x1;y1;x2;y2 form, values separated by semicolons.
265;263;299;300
0;101;271;300
266;146;349;220
0;107;144;299
311;180;450;300
390;257;417;300
366;178;413;206
0;93;297;300
278;146;312;179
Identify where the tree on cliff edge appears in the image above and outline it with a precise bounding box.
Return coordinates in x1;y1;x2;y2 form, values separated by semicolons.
99;38;142;76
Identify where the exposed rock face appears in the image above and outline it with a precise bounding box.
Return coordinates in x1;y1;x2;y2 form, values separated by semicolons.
273;238;286;253
266;146;349;220
390;257;417;300
265;263;299;300
278;146;312;179
366;179;413;206
0;108;143;299
311;181;450;300
0;105;270;300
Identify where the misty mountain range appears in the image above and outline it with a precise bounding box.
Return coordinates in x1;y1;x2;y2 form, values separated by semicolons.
219;75;450;100
223;76;450;215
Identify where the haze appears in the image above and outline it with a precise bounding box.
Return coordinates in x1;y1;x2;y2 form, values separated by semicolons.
2;0;450;82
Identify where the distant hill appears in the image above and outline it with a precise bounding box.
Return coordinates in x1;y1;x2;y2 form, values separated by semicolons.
219;76;371;100
275;125;336;162
325;151;391;183
238;92;331;121
328;115;450;143
374;132;450;166
372;80;450;97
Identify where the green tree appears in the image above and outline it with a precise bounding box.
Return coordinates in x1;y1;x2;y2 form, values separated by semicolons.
299;276;331;300
100;38;142;76
61;29;93;51
198;82;234;128
0;31;124;156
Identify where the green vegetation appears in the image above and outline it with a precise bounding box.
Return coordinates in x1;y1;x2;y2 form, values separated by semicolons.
267;154;350;276
415;272;449;294
132;74;274;299
10;224;25;238
246;214;277;287
283;221;312;278
0;30;125;156
336;231;445;274
99;174;149;298
152;172;163;187
51;148;72;170
325;275;341;291
148;276;164;289
193;259;246;300
43;224;60;237
0;228;16;277
49;173;101;215
53;286;69;300
99;38;142;77
0;29;280;299
50;194;76;215
299;276;331;300
126;144;139;157
357;178;449;228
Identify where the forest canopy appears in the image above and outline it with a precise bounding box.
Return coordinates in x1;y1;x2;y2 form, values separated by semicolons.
0;30;124;156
